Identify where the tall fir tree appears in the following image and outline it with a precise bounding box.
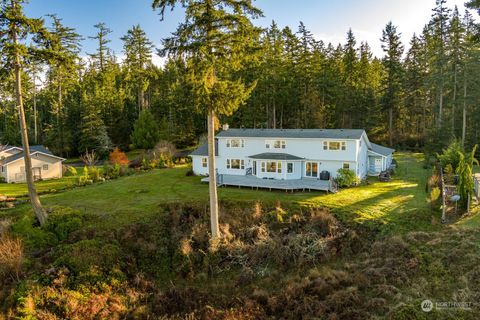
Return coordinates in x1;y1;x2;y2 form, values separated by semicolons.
380;22;404;146
152;0;262;239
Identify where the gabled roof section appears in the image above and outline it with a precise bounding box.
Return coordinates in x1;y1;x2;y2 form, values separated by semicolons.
248;153;304;160
216;128;366;140
369;143;395;157
30;145;54;155
189;141;219;157
0;145;64;166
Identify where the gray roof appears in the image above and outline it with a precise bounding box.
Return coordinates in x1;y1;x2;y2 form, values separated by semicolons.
248;153;304;160
369;143;394;156
189;142;218;157
0;145;60;165
216;128;365;139
30;145;53;155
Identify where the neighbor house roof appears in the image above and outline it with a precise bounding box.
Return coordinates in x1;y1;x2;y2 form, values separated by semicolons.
0;145;64;165
248;153;304;160
216;128;366;140
189;142;219;157
369;143;395;157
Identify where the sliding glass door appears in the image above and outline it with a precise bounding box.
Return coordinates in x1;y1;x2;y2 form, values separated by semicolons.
305;162;318;178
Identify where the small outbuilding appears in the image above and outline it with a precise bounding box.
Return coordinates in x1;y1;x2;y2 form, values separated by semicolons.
0;145;65;183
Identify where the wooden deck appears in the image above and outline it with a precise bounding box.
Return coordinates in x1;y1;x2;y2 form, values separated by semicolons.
201;174;334;192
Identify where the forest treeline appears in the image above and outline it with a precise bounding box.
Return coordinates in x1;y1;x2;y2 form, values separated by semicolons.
1;0;479;157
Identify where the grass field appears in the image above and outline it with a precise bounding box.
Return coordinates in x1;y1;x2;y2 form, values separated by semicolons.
2;152;446;233
3;152;480;319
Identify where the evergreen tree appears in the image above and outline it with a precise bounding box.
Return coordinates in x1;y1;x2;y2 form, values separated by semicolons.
0;0;50;224
130;110;160;149
44;15;82;155
152;0;262;238
380;22;404;146
79;95;112;157
121;25;154;112
88;22;112;72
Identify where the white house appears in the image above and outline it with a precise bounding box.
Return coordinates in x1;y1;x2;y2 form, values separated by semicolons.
190;128;394;191
0;145;65;183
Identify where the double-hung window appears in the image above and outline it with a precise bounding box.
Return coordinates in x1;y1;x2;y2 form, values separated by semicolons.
325;141;346;151
264;161;282;173
287;162;293;174
202;158;208;168
227;159;244;170
227;139;244;148
343;163;350;170
266;140;286;149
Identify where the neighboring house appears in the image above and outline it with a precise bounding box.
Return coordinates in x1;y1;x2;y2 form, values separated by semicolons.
190;128;394;191
0;145;65;183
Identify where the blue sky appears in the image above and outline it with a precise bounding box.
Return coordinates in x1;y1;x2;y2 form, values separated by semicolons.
24;0;471;64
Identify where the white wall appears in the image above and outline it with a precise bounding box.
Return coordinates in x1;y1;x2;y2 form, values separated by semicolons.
192;135;372;180
192;156;209;176
6;153;63;183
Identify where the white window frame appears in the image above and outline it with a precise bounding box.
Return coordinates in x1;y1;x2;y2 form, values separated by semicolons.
264;161;283;173
261;162;266;172
43;164;49;171
325;141;346;151
201;157;208;168
226;139;244;148
266;140;286;149
305;162;318;178
343;163;350;170
227;159;244;170
287;162;294;174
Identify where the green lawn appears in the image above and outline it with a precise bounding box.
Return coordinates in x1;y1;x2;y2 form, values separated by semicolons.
0;176;78;198
2;152;444;233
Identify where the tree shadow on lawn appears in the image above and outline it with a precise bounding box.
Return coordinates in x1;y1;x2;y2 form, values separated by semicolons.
300;180;440;234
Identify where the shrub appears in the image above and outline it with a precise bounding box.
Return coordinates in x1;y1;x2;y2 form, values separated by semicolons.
437;140;463;170
43;207;85;242
66;166;78;177
335;168;359;187
109;147;129;165
0;176;6;183
88;166;102;182
55;239;121;274
430;187;441;204
0;234;23;281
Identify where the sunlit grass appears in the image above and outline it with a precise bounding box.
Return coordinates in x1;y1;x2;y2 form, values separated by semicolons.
2;152;440;233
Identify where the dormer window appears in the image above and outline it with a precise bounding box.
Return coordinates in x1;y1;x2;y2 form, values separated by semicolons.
226;139;244;148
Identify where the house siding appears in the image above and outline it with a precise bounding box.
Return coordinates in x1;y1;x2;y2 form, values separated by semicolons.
199;136;366;180
191;130;392;182
6;153;63;183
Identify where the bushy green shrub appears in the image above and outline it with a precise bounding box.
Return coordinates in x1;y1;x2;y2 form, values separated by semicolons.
437;140;463;170
65;166;78;177
43;207;85;242
335;169;359;187
88;166;102;182
55;239;121;274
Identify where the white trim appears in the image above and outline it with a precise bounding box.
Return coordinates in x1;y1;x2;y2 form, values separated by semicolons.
367;150;389;158
4;151;66;166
